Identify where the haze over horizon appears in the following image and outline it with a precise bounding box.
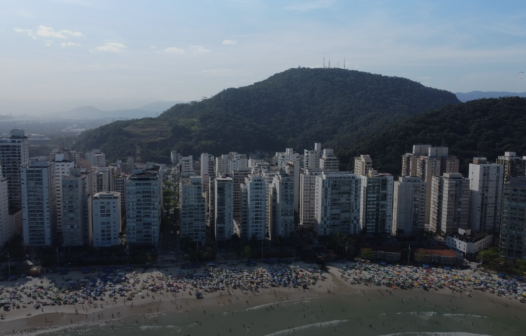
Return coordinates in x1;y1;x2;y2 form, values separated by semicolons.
2;0;526;114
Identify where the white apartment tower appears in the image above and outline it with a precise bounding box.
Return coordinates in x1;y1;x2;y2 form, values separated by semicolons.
86;149;106;167
359;171;394;234
304;143;322;170
354;155;372;176
214;177;234;241
314;171;361;236
241;175;267;240
179;155;194;175
0;129;29;212
392;176;426;236
179;176;207;245
299;169;324;228
62;167;94;247
52;152;75;234
320;149;340;171
126;166;163;247
95;167;114;193
200;153;215;192
21;158;56;246
0;166;10;246
274;148;300;169
269;173;295;239
469;157;504;232
429;173;470;235
92;192;122;247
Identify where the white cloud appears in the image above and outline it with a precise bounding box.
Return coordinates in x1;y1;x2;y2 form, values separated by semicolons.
45;40;53;47
14;28;33;37
189;45;210;54
61;29;83;37
286;0;335;11
36;26;83;39
222;40;237;45
61;42;80;47
95;42;126;53
164;47;185;55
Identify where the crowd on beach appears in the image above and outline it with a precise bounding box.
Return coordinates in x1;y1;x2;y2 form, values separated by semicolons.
0;262;328;319
1;259;526;326
339;261;526;302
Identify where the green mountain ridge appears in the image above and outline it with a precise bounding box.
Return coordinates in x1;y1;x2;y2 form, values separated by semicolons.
73;68;460;163
338;97;526;175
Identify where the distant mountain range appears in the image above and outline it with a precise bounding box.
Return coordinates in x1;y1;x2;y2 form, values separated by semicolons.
56;101;184;119
455;91;526;102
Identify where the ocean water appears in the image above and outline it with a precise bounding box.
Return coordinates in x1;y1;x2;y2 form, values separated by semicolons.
29;290;526;336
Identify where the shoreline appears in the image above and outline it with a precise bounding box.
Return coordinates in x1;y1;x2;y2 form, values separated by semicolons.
1;263;524;335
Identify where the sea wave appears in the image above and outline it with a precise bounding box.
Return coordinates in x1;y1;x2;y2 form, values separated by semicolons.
246;298;311;311
263;320;348;336
379;333;492;336
443;314;488;319
396;311;437;320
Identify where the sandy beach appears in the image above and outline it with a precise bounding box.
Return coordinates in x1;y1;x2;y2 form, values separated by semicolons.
1;261;524;335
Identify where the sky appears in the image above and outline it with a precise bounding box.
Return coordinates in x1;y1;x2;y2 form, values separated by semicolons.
1;0;526;114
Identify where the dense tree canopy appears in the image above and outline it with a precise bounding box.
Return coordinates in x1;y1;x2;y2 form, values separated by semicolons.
74;68;459;163
337;97;526;175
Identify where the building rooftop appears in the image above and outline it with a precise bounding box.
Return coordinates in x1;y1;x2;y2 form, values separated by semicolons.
414;248;457;258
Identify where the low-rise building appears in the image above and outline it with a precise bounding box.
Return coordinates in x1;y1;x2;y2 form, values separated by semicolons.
413;248;459;265
446;228;493;259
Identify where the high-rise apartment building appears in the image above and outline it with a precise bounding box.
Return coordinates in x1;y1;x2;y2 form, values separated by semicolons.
269;172;295;239
284;161;300;212
274;148;300;169
359;171;394;235
170;150;180;165
354;155;372;176
469;157;504;232
179;155;194;175
21;158;56;246
304;143;322;170
0;166;11;246
61;167;94;246
401;144;430;177
95;167;114;193
52;152;75;235
241;175;267;240
392;176;426;236
179;176;206;245
232;168;251;220
429;173;470;235
200;153;215;192
314;171;361;236
214;177;234;241
126;165;163;247
0;129;29;212
319;149;339;171
86;149;106;167
299;169;324;228
112;173;127;225
496;152;526;183
92;192;122;247
499;177;526;259
402;145;459;224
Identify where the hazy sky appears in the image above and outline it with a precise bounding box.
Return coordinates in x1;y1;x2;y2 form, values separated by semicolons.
2;0;526;113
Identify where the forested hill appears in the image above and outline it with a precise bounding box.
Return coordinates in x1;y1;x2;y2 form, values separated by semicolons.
74;68;460;163
336;97;526;175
